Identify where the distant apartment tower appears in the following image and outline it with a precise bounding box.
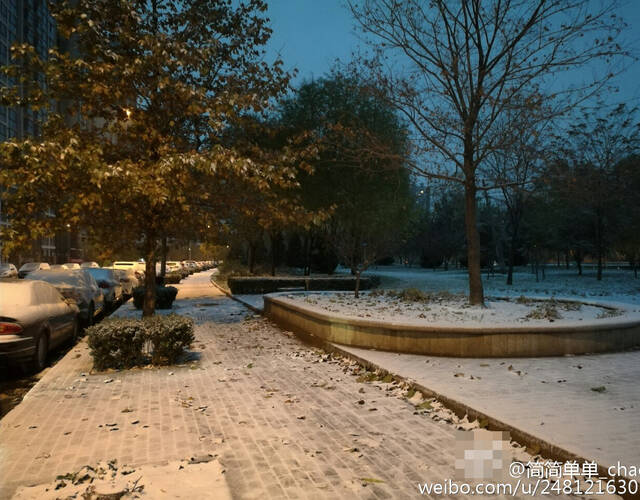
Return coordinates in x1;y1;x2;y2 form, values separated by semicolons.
0;0;60;262
0;0;55;140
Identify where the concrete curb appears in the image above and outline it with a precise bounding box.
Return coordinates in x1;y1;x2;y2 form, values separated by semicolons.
210;279;263;314
263;292;640;357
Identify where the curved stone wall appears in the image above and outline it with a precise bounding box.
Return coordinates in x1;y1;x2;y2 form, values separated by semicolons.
264;293;640;357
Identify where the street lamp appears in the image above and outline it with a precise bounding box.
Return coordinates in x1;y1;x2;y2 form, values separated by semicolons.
66;223;71;262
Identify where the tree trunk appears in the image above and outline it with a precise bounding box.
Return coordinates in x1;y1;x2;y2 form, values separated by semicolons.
464;178;484;305
597;251;603;281
143;239;157;317
354;269;361;299
303;234;311;276
507;242;515;286
270;232;279;277
159;235;167;281
248;242;256;274
575;253;583;276
506;222;519;286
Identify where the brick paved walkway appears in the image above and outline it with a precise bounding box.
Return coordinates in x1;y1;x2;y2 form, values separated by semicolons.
234;288;640;481
0;272;581;499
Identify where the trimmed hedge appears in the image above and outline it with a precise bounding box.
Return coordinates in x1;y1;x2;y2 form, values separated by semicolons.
227;276;381;295
145;315;195;365
87;314;194;370
86;318;147;370
132;285;178;309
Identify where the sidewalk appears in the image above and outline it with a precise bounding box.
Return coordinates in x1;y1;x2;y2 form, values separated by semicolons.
336;346;640;472
0;272;559;499
234;291;640;480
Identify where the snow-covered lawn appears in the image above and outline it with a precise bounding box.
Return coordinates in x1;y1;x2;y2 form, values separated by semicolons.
285;289;640;327
359;265;640;306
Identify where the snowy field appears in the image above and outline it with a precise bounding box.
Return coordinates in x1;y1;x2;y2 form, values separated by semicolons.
360;265;640;306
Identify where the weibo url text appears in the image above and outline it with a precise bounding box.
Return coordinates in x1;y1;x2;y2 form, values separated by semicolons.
417;478;639;496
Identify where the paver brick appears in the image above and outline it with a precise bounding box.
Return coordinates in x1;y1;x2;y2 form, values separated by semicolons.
0;273;580;499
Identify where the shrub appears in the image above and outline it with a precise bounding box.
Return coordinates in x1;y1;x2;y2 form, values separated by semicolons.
526;302;561;321
145;315;195;365
227;276;380;294
86;314;194;369
132;285;178;309
86;318;147;370
398;288;430;302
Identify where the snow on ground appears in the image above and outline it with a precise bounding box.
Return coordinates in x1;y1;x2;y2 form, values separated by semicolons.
285;290;640;327
358;265;640;306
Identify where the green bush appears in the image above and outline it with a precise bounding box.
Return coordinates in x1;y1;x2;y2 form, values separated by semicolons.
86;318;147;370
86;314;194;369
145;315;195;365
132;285;178;309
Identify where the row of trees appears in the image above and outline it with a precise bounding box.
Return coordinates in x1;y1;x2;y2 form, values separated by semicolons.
406;145;640;283
1;0;635;311
225;74;414;296
1;0;310;315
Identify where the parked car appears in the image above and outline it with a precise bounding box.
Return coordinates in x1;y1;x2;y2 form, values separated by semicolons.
84;268;123;311
81;261;100;268
64;263;81;269
50;264;70;270
177;261;190;278
113;268;137;298
26;270;105;328
155;261;182;284
18;262;51;279
184;261;198;274
112;261;146;281
0;280;79;371
0;263;18;278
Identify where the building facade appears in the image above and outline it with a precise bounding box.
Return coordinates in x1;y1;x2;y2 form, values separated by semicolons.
0;0;85;264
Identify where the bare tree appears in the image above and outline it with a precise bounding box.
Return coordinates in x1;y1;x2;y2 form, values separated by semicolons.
348;0;629;304
555;102;640;280
487;112;548;285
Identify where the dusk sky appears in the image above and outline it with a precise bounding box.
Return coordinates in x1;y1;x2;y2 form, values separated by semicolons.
266;0;640;106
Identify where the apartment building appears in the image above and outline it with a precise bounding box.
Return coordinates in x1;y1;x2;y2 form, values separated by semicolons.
0;0;86;264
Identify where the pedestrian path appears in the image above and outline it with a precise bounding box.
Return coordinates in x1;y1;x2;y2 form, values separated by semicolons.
0;272;567;499
234;288;640;487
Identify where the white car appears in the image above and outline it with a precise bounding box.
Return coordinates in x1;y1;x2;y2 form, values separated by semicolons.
112;261;146;281
64;263;81;269
81;261;100;268
18;262;51;279
0;263;18;278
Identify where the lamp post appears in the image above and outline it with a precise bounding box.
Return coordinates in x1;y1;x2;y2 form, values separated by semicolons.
66;223;71;262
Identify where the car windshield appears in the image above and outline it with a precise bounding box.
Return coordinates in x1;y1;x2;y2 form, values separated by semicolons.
0;263;12;270
86;268;113;280
27;270;86;287
20;262;40;271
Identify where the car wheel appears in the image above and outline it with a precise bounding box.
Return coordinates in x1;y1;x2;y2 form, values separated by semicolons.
31;332;49;373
